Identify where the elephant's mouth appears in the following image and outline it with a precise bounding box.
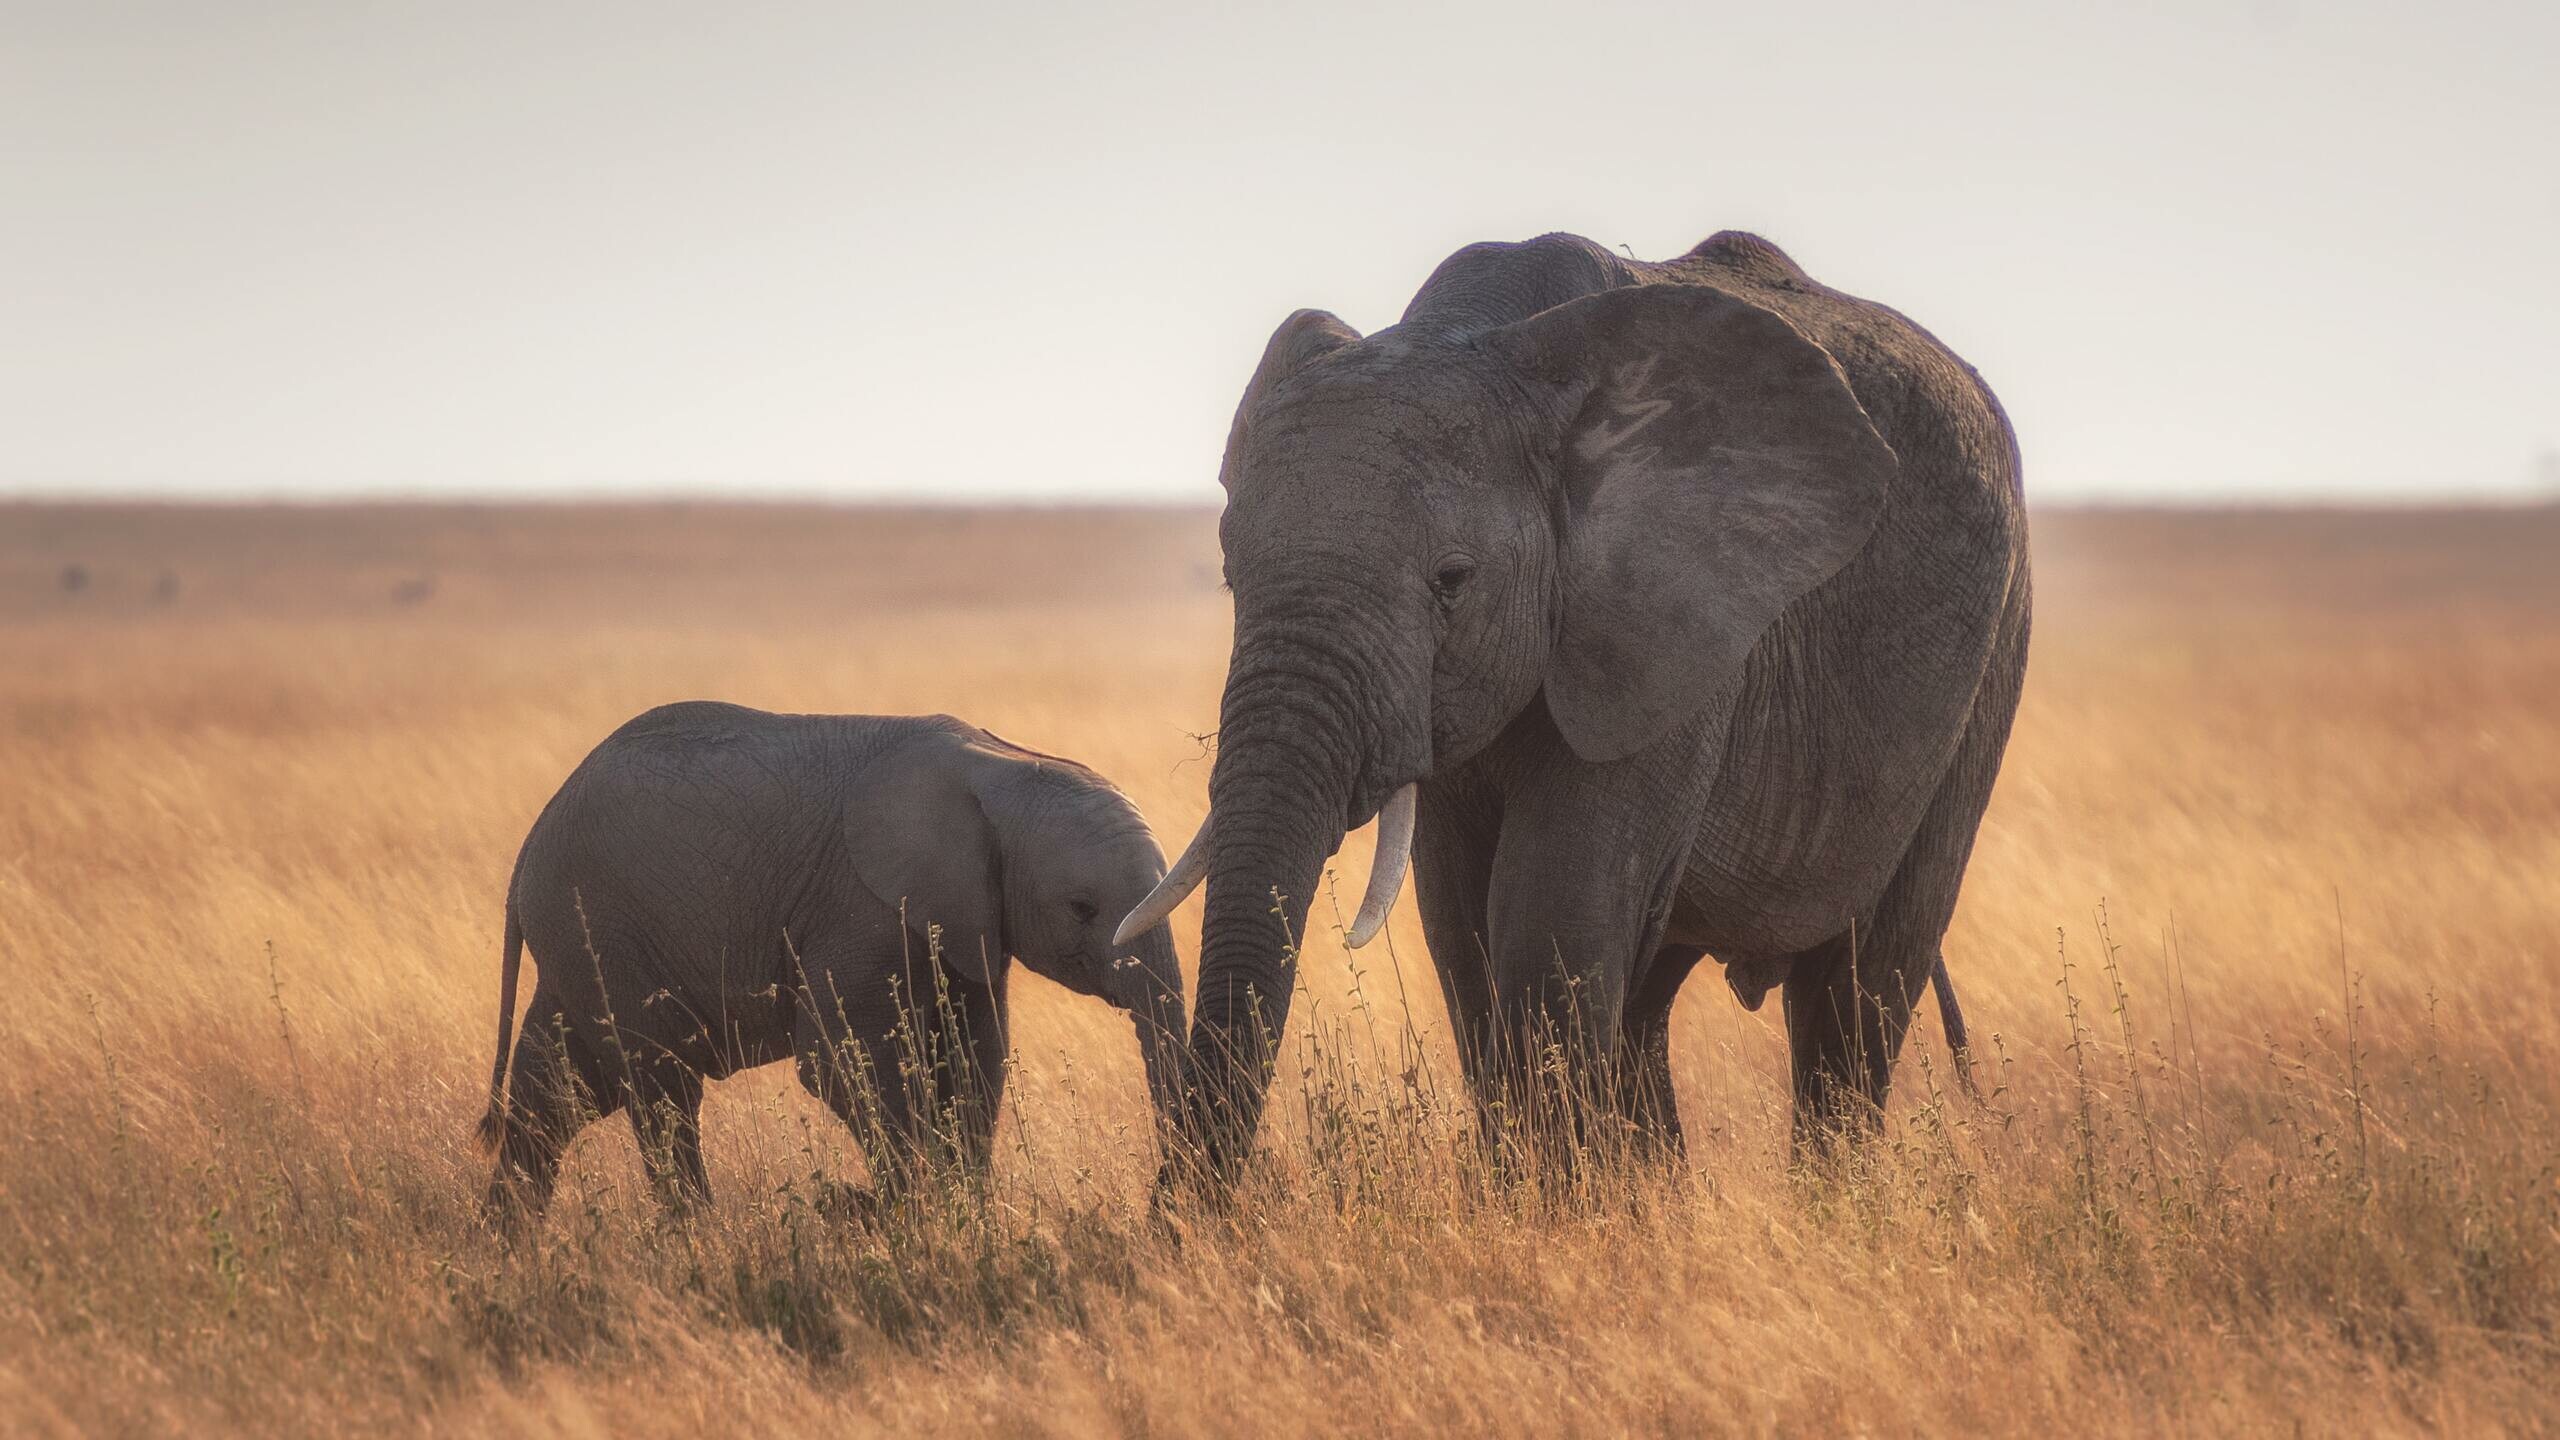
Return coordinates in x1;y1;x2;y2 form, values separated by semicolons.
1341;770;1416;834
1115;776;1420;954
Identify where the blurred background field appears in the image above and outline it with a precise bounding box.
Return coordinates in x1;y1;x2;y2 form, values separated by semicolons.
3;501;2557;1436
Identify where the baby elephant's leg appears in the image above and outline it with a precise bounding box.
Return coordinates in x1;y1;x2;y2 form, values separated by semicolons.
485;990;623;1222
626;1054;709;1211
935;971;1010;1176
790;946;1009;1202
794;1015;932;1199
790;939;934;1199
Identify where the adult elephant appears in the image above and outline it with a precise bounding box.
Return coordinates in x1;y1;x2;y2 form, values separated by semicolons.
1122;229;2029;1179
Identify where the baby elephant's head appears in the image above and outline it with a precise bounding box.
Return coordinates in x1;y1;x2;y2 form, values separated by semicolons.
993;761;1191;1135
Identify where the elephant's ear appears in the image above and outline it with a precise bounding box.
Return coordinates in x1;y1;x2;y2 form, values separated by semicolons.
1486;284;1897;762
1219;308;1361;490
847;756;1005;986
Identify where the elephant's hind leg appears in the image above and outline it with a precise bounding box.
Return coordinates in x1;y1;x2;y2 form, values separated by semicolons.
1783;727;2015;1151
626;1055;710;1212
1782;578;2024;1152
1779;922;1933;1152
483;991;624;1222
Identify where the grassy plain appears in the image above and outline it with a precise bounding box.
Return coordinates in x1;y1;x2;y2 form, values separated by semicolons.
2;501;2556;1436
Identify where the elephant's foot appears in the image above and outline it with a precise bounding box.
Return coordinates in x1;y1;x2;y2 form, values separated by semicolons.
811;1176;888;1226
478;1172;553;1236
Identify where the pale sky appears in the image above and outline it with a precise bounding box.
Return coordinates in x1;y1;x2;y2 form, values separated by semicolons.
5;1;2554;501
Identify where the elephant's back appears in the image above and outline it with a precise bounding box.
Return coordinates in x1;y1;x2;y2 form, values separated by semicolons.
550;703;838;827
1664;235;2022;522
596;699;836;750
1399;228;2022;522
521;704;939;870
1398;232;1653;336
507;705;868;1022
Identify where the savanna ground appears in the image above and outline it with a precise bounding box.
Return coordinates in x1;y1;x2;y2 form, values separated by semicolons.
3;501;2557;1437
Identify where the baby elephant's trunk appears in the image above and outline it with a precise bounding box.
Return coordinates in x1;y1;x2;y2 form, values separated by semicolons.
1117;926;1193;1155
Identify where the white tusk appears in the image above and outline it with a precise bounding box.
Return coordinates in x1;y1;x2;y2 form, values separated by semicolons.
1345;783;1417;949
1115;815;1212;946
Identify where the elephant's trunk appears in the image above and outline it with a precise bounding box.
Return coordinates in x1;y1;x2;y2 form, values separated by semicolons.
1178;627;1399;1182
1118;926;1193;1150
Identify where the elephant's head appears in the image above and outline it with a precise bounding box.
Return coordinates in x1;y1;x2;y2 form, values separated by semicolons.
1118;241;1899;1178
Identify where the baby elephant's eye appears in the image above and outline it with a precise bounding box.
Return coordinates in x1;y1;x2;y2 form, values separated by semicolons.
1068;899;1099;924
1431;556;1476;602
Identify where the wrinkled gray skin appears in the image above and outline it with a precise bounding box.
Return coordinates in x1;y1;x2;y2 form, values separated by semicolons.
1169;231;2029;1176
478;703;1188;1217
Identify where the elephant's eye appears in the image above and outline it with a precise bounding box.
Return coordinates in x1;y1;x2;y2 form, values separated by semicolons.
1431;557;1476;602
1068;899;1099;924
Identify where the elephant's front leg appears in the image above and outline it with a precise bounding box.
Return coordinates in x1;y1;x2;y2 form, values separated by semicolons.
789;939;968;1203
932;967;1009;1178
1614;946;1706;1163
1482;758;1698;1170
1412;776;1504;1120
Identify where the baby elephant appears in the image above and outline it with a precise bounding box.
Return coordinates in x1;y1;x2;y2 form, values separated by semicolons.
476;703;1190;1218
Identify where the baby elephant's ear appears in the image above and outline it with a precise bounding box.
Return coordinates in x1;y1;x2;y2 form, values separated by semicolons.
1486;283;1896;762
848;762;1004;987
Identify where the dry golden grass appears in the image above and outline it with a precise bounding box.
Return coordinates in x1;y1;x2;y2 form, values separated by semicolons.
4;501;2557;1437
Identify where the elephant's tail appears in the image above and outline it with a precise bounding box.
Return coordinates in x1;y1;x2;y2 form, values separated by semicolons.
475;904;525;1153
1931;954;1981;1101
